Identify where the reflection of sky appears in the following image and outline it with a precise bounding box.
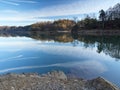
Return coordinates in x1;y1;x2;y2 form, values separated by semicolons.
0;37;120;86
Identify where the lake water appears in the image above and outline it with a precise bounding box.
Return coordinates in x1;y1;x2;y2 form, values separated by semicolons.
0;33;120;87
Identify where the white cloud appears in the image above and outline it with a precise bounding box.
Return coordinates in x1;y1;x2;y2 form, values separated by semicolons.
31;0;120;17
38;44;102;58
1;10;19;14
61;60;107;74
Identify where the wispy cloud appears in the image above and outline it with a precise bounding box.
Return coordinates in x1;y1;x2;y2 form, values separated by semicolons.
0;55;23;62
0;0;37;6
0;56;39;62
13;0;37;4
0;0;19;6
0;60;107;74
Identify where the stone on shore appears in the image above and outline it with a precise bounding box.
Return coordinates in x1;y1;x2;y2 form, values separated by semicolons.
0;71;119;90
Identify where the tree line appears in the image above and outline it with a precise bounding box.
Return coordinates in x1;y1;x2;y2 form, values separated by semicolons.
0;3;120;31
29;7;120;31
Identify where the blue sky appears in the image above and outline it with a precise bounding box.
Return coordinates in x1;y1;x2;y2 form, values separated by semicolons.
0;0;119;26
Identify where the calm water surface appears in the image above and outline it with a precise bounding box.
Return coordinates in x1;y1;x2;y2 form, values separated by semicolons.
0;34;120;87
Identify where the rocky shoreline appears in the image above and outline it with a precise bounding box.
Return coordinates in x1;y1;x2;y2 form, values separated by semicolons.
0;71;119;90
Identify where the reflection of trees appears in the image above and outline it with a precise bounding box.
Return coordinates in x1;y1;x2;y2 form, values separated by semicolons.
98;37;120;60
30;32;74;43
0;30;120;60
97;38;104;53
71;27;79;46
71;40;79;47
78;36;120;60
103;43;120;59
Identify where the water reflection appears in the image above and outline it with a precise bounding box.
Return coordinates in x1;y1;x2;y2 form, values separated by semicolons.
0;31;120;60
0;31;120;86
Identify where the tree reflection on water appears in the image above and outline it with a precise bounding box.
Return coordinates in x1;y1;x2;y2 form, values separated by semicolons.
0;31;120;60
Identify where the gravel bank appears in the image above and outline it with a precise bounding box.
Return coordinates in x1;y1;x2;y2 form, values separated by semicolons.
0;71;119;90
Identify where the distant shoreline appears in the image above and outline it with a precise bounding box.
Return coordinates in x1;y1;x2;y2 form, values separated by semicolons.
45;30;120;36
77;30;120;36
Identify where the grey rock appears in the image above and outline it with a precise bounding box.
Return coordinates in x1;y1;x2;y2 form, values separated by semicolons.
0;71;119;90
48;71;67;80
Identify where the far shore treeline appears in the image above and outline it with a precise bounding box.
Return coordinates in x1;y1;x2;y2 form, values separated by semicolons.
0;3;120;32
